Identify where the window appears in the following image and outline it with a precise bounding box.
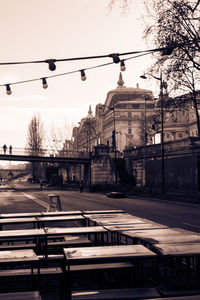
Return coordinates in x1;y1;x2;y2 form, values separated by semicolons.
166;133;170;138
128;128;132;134
178;133;183;138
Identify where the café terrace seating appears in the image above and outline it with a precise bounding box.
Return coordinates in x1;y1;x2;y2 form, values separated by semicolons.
0;210;200;299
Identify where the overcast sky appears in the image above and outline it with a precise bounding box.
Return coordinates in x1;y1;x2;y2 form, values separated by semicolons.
0;0;158;154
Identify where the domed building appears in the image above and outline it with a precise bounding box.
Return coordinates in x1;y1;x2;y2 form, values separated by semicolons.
95;72;155;152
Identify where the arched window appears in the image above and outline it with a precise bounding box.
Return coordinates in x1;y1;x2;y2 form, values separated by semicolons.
178;133;183;139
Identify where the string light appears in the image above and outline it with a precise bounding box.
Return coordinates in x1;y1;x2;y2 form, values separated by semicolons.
6;84;12;95
42;78;48;89
80;69;87;81
0;45;178;93
120;60;126;71
46;59;56;71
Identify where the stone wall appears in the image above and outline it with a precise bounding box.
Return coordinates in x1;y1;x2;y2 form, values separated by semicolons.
91;155;115;185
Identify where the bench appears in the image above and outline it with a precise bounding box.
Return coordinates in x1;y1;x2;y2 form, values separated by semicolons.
68;262;135;290
46;235;92;254
0;267;62;277
70;262;134;272
0;243;36;251
0;291;42;299
0;267;63;293
71;287;161;299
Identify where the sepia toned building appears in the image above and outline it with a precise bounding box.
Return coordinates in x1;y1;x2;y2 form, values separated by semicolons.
72;73;156;153
66;74;200;191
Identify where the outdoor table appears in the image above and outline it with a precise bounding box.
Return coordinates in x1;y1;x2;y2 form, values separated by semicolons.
44;226;108;256
41;210;83;216
36;215;86;228
82;210;125;214
0;212;42;218
121;229;200;248
0;291;42;299
0;229;45;254
152;243;200;288
85;214;145;226
0;217;38;230
84;213;136;226
0;249;40;291
104;223;168;245
64;244;158;299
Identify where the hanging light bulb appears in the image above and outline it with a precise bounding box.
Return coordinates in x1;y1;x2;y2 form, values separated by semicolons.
110;53;120;64
80;70;87;81
42;78;48;89
120;60;126;71
46;59;56;71
6;84;12;95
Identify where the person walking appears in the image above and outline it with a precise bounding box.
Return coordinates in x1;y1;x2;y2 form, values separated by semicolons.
40;179;43;190
79;180;84;193
9;145;12;155
3;144;7;154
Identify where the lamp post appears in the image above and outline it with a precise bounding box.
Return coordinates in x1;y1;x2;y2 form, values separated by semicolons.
140;72;166;194
99;104;117;184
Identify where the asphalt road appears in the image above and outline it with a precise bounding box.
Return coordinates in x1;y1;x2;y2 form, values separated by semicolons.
0;181;200;234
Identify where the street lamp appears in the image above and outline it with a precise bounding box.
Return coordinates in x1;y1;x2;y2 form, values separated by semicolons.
99;104;117;184
140;72;166;194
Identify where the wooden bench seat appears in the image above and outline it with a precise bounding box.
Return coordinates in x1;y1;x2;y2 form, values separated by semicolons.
0;267;62;277
70;262;134;272
0;243;36;251
71;287;161;299
0;291;42;299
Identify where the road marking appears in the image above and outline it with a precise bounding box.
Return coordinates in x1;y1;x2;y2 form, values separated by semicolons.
21;192;49;209
182;222;200;229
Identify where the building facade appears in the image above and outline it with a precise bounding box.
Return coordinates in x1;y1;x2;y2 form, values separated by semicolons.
67;74;200;189
72;73;156;153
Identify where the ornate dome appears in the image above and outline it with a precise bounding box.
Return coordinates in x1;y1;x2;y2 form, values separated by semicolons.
104;73;154;108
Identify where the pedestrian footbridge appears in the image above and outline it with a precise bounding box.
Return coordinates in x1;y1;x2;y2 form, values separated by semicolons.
0;147;90;164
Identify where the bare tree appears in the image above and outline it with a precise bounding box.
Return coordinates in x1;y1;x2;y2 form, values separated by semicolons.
26;114;45;181
143;0;200;135
45;123;74;156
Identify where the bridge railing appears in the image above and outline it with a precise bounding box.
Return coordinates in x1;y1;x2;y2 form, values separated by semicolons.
0;147;90;159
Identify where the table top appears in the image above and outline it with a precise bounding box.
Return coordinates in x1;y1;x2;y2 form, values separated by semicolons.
104;223;168;232
98;219;148;226
84;213;134;219
41;210;82;216
37;215;85;221
121;228;182;238
0;217;37;224
45;226;107;235
0;249;38;263
64;244;157;262
0;291;42;300
83;210;125;214
0;212;42;218
0;228;45;238
145;234;200;245
153;243;200;256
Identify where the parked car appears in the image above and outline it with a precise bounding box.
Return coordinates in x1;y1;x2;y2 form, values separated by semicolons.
107;191;126;198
